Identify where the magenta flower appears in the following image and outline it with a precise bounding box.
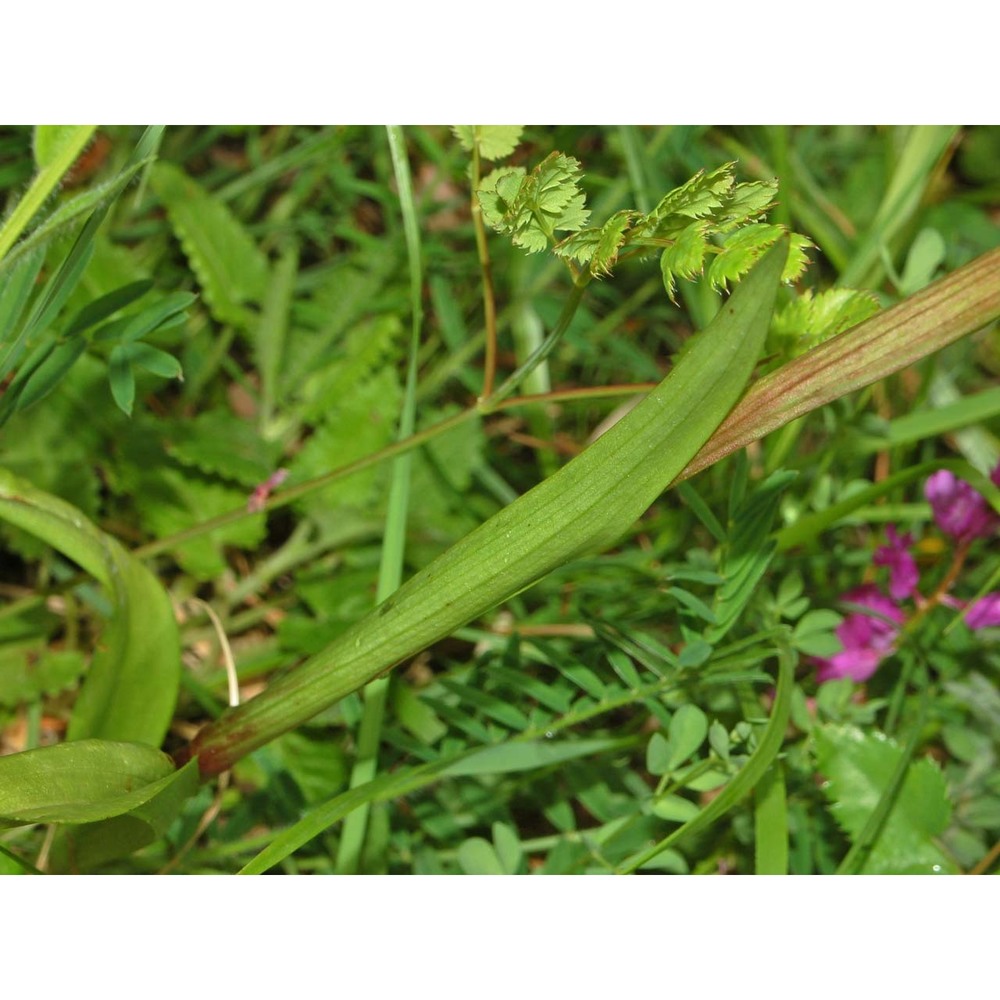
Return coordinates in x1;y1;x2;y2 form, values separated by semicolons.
924;463;1000;542
965;593;1000;630
815;585;905;683
874;526;919;600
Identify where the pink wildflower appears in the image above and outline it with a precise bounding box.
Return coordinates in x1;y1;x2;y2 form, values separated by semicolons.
874;526;919;600
924;463;1000;542
247;468;290;513
965;593;1000;630
815;585;904;684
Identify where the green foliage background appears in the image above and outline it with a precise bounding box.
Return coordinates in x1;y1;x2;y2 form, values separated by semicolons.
1;125;999;875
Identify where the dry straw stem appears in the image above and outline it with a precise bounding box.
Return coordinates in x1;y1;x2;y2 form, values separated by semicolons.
677;246;1000;483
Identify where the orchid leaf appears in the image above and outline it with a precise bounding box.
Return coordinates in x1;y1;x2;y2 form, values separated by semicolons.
0;468;180;746
186;239;788;775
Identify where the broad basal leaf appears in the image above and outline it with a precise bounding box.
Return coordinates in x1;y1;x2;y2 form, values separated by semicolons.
0;739;178;826
184;240;788;775
0;468;181;746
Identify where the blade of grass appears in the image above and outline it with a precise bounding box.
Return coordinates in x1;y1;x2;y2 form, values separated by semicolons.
0;126;165;387
334;126;424;873
754;760;789;874
840;126;959;288
0;126;96;262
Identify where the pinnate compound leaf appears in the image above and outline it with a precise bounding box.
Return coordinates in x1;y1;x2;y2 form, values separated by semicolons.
14;338;88;411
660;220;712;300
166;411;282;486
815;724;955;874
641;163;737;235
128;464;266;580
718;180;777;229
457;837;505;874
0;739;178;826
782;232;814;284
0;468;181;746
477;166;526;231
478;153;590;254
589;210;638;276
665;704;709;770
452;125;523;160
150;161;269;328
708;224;787;292
552;227;601;265
64;279;154;337
553;209;634;272
770;287;880;357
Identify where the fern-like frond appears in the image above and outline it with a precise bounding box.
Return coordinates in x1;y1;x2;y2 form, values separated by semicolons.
478;153;590;254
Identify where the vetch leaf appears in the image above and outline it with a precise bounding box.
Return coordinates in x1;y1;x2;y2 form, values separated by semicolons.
64;279;154;337
492;821;523;874
665;704;709;770
14;337;88;411
652;794;701;823
108;343;135;415
647;732;671;775
457;837;505;874
183;241;788;775
0;249;45;351
126;341;184;380
707;470;798;643
442;737;630;777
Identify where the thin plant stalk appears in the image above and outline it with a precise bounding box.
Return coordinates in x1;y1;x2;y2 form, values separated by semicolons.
335;126;424;874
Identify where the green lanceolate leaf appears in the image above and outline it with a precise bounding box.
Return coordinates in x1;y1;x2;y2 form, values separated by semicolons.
48;757;200;870
0;739;178;826
0;469;181;746
0;126;96;262
183;239;788;776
